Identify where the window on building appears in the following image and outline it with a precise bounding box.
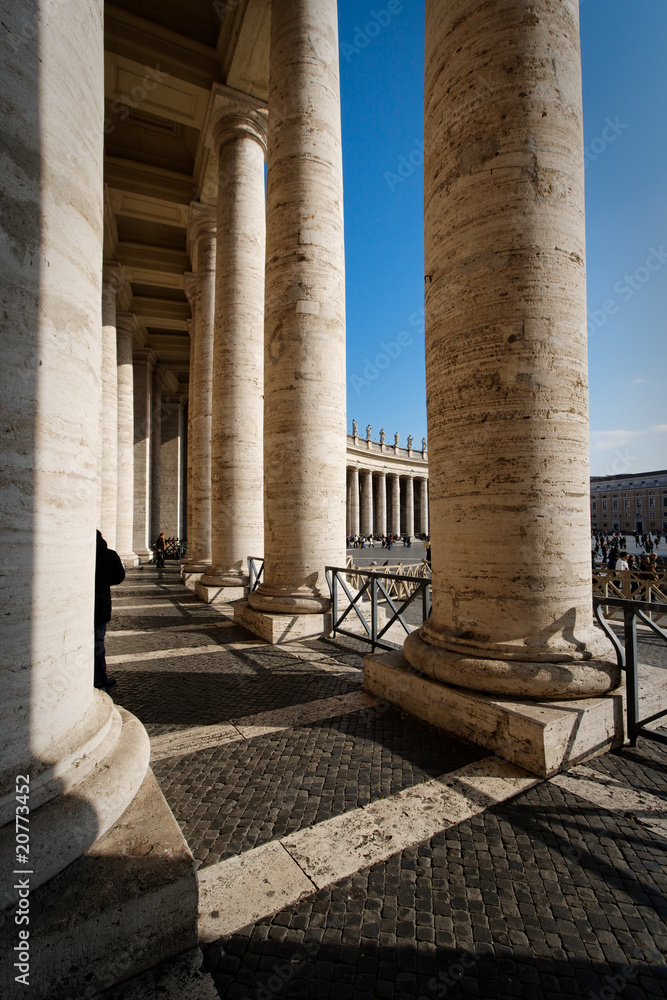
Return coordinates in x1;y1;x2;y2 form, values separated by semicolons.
592;501;597;511
636;499;642;508
663;496;667;507
612;500;618;510
649;497;656;508
602;501;607;510
624;499;630;509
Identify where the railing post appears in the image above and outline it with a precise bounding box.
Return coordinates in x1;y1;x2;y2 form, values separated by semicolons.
331;570;338;635
371;573;378;651
624;605;639;747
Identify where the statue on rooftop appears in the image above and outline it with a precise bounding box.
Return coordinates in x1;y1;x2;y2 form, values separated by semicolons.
394;432;399;447
352;419;358;436
407;435;413;450
380;428;385;445
366;424;372;440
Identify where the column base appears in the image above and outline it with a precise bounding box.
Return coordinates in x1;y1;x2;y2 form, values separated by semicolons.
119;551;140;567
180;562;211;589
0;767;198;1000
234;600;332;644
194;580;248;604
363;649;630;778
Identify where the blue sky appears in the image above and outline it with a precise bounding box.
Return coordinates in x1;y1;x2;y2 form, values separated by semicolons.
338;0;667;476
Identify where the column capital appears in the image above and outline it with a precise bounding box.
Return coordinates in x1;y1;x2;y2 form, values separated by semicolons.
187;202;216;246
132;345;157;368
116;311;140;345
212;108;268;156
102;260;126;298
202;82;268;151
183;271;197;304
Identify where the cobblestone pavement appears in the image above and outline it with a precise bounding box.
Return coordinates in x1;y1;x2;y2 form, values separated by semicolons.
107;565;667;1000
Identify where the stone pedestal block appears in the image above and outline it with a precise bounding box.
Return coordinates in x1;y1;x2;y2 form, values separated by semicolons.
0;770;197;1000
363;650;628;778
194;581;248;605
234;602;332;645
181;568;205;590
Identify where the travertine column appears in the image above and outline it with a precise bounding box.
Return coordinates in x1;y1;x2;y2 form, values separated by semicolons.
404;0;618;700
199;108;267;596
404;476;415;538
249;0;346;615
360;469;374;537
375;472;387;536
349;467;360;537
183;278;196;557
161;395;185;538
182;206;216;572
149;364;166;546
0;0;148;906
99;262;125;547
418;478;429;535
131;346;155;561
116;314;140;565
389;474;401;536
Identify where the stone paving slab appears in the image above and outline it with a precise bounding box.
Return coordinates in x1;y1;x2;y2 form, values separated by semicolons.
106;568;667;1000
204;746;667;1000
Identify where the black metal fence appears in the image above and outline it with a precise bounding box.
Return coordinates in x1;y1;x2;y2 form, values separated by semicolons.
248;556;264;592
594;596;667;747
326;565;431;652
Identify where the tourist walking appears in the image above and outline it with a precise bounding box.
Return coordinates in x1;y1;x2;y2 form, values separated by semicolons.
94;530;125;690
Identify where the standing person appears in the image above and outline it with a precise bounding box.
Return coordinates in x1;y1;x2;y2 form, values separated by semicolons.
94;530;125;690
155;531;166;568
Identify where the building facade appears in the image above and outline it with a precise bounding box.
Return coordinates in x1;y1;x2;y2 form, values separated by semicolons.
590;470;667;533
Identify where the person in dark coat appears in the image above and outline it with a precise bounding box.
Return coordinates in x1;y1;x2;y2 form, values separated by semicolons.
95;530;125;689
155;531;166;569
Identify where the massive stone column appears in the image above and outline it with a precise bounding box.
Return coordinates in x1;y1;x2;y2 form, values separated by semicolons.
389;474;401;536
182;279;196;562
349;467;360;537
246;0;346;631
116;314;140;566
360;469;374;537
404;476;415;538
131;346;155;562
418;477;429;535
402;0;618;701
375;472;388;536
99;262;125;547
197;107;267;603
161;395;185;538
181;206;216;577
0;0;148;926
149;364;166;546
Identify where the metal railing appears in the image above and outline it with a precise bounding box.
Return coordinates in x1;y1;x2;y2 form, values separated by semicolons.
326;565;431;652
594;596;667;747
593;570;666;625
344;557;431;602
248;556;264;592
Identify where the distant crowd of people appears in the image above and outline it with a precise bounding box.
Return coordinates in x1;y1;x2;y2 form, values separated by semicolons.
591;530;665;578
347;533;429;551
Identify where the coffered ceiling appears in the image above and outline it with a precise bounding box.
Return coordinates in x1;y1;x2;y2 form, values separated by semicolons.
104;0;271;395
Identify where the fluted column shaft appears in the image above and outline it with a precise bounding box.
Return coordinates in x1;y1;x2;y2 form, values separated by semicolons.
389;474;401;536
183;278;196;555
349;467;360;537
183;207;216;570
160;395;185;538
404;0;618;700
99;262;124;547
375;472;387;536
249;0;346;615
200;109;267;588
360;469;374;536
116;315;139;564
